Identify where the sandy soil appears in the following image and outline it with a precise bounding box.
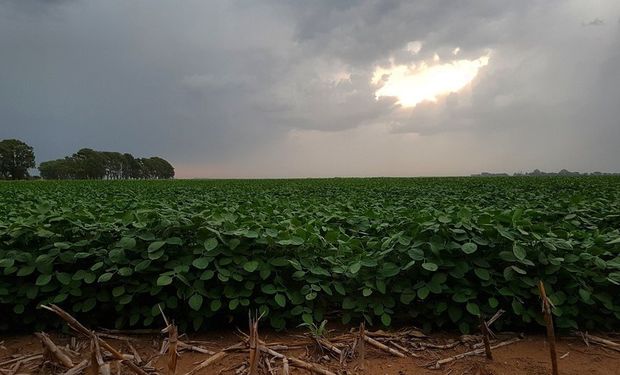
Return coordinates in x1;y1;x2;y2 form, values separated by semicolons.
1;328;619;375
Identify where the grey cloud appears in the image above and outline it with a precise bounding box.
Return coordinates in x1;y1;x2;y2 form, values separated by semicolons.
1;0;73;14
1;0;619;177
284;0;535;65
583;18;605;26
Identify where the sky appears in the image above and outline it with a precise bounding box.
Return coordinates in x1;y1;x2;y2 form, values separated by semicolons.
1;0;619;178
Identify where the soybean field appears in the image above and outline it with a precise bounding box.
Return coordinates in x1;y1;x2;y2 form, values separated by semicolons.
0;177;619;333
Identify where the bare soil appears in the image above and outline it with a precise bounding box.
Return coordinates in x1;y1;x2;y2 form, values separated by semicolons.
1;329;619;375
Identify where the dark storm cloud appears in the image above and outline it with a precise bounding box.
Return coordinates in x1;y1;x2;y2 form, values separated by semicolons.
1;0;619;177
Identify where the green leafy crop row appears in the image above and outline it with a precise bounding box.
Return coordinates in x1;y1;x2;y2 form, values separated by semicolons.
0;177;619;333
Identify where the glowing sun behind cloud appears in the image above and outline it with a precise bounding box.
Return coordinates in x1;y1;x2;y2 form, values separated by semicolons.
372;54;490;107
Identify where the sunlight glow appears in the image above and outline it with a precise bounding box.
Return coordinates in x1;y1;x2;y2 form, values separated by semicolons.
406;41;422;54
372;54;490;108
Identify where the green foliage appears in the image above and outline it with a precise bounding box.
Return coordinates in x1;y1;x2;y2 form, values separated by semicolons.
0;177;619;333
0;139;35;180
299;319;329;339
39;149;174;180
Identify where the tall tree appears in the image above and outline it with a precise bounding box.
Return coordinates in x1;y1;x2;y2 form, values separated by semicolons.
72;148;106;179
121;153;140;179
39;158;76;180
141;157;175;179
101;151;123;179
0;139;35;180
150;157;175;179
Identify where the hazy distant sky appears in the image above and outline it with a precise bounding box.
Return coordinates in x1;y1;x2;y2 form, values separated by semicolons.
1;0;619;178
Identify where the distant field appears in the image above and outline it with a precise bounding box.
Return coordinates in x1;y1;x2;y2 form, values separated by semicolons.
0;177;619;332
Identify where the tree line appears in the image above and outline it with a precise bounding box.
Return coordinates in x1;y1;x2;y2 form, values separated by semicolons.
472;169;620;177
0;139;174;180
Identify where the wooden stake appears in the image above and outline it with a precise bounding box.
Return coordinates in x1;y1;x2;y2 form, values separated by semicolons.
88;335;103;375
358;322;365;372
248;315;260;375
479;316;493;360
539;281;559;375
167;324;178;375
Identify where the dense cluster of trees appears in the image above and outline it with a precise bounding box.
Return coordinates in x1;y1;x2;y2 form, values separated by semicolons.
0;139;35;180
39;149;174;180
0;138;174;180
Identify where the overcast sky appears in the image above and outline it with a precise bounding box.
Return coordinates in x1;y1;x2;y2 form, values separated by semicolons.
1;0;619;178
